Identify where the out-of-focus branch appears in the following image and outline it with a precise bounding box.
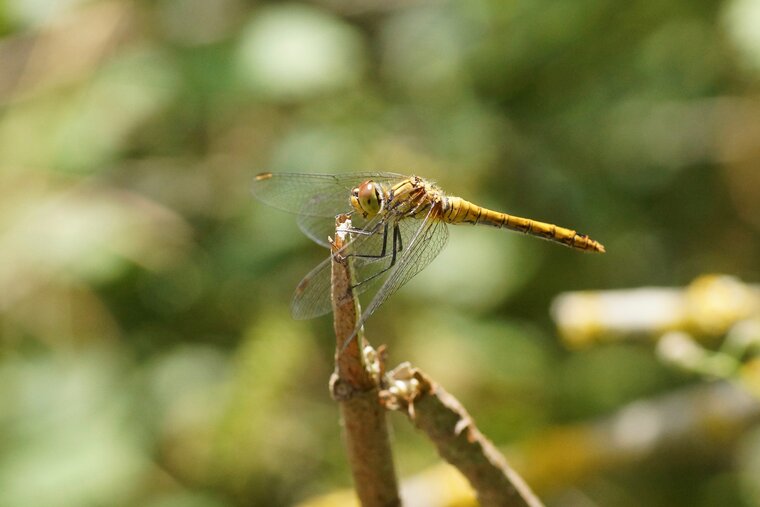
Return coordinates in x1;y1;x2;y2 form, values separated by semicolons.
552;275;760;388
551;274;760;347
381;364;544;507
514;381;760;492
330;214;400;507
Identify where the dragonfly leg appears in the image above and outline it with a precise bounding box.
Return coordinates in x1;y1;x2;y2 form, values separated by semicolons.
343;218;386;237
350;223;401;289
345;227;372;236
346;222;390;260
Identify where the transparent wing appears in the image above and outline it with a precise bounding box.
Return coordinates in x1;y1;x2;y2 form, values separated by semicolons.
252;172;407;218
297;214;337;248
358;208;448;329
290;255;334;319
291;213;391;319
292;253;393;320
297;210;377;249
291;210;431;319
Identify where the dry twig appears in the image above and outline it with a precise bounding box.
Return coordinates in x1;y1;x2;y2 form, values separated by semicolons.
382;364;544;507
330;214;400;507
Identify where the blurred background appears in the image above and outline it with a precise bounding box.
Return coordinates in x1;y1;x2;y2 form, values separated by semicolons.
0;0;759;506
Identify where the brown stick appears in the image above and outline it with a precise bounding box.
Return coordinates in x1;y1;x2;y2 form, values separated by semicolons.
330;215;400;507
383;365;544;507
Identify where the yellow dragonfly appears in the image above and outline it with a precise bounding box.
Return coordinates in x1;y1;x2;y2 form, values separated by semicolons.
253;172;604;332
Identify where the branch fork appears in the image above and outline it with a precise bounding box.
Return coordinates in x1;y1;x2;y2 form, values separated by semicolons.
330;215;543;507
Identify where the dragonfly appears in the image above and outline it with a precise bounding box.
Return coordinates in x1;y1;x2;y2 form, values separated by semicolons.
252;172;605;339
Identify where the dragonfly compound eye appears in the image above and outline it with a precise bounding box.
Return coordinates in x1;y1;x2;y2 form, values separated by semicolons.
351;180;382;217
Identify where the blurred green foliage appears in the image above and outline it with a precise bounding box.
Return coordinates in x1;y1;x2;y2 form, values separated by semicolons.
0;0;759;506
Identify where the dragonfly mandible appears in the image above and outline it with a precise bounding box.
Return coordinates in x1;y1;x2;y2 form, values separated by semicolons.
252;172;604;335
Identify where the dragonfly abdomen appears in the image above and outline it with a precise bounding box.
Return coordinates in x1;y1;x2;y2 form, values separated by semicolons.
443;197;605;253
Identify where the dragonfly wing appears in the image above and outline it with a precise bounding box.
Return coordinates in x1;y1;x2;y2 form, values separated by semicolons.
291;213;394;319
291;256;397;320
297;214;334;248
252;172;406;217
296;207;383;249
290;206;449;325
357;208;449;330
290;254;334;319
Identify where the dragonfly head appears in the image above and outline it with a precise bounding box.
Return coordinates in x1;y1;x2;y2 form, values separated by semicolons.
350;180;383;218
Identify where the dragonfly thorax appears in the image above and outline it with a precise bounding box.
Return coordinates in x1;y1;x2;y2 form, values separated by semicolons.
350;180;385;218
